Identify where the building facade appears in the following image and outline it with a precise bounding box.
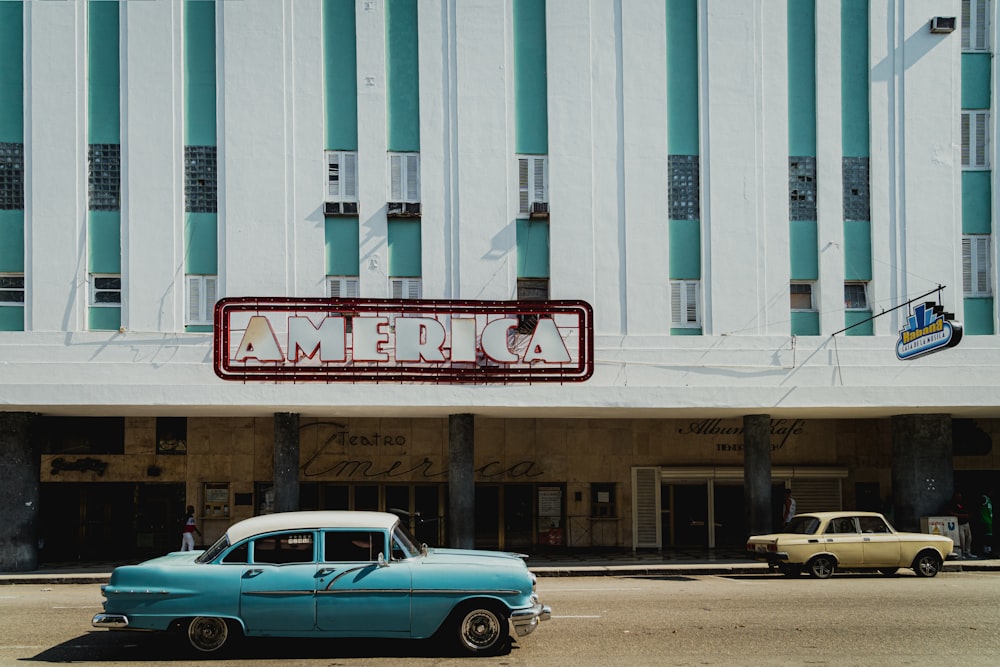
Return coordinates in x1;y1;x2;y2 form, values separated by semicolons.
2;0;1000;568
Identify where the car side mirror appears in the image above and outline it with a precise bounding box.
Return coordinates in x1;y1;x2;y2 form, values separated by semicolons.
377;552;388;568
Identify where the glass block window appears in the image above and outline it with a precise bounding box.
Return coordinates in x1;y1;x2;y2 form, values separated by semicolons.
668;155;699;220
962;0;990;52
0;143;24;210
789;156;817;221
844;282;869;309
88;144;121;211
185;145;218;213
91;274;122;306
842;157;870;221
0;274;24;305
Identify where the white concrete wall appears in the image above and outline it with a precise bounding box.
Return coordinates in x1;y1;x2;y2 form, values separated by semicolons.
3;0;997;420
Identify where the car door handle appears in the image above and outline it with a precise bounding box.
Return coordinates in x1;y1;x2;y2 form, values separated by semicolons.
316;568;337;577
863;537;871;542
244;569;263;577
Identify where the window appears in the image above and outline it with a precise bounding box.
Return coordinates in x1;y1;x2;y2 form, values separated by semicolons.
670;280;701;327
789;156;817;220
324;530;384;562
963;234;993;296
185;145;218;213
0;274;24;305
186;274;217;326
962;110;990;169
390;277;422;299
88;144;121;211
0;142;24;210
325;150;358;203
517;277;549;333
790;282;814;310
518;155;549;216
156;417;187;455
327;276;359;298
91;274;121;306
857;516;890;534
590;483;616;518
388;152;420;203
252;532;315;565
844;282;869;310
668;155;699;220
962;0;990;52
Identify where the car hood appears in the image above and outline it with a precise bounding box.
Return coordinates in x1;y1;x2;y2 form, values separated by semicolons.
422;547;529;567
134;550;205;567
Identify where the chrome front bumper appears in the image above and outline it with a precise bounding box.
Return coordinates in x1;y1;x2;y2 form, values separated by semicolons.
92;613;129;628
510;602;552;637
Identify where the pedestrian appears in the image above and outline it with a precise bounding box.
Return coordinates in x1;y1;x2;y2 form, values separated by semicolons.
980;493;993;557
949;492;974;559
180;505;201;552
782;488;797;526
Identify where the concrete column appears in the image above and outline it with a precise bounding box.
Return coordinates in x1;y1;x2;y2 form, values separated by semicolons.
743;414;773;537
448;413;475;548
891;414;953;532
273;412;300;514
0;413;39;571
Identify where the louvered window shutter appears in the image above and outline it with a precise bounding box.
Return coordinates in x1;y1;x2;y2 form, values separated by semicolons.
631;467;662;549
670;283;682;325
685;282;698;323
204;277;217;319
405;154;420;201
389;154;403;201
976;237;991;293
326;151;341;200
518;158;530;214
342;153;357;200
975;0;989;50
187;276;201;324
533;157;547;203
962;237;973;295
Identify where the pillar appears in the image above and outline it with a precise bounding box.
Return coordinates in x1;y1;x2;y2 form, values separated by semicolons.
273;412;300;513
448;413;475;548
891;414;953;532
0;413;39;571
743;414;772;537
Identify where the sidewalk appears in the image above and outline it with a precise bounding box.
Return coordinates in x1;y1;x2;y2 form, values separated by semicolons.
2;549;998;584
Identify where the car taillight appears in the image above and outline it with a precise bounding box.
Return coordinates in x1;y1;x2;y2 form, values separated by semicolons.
768;544;778;552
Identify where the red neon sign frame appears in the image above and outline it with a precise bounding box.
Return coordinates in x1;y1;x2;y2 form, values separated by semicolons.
213;297;594;383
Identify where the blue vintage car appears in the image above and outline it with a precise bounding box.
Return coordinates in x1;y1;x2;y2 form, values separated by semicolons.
93;510;551;655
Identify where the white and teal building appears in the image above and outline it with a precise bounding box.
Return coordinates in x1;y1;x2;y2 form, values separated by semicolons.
1;0;999;568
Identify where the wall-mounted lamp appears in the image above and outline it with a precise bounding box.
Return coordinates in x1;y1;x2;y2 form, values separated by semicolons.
929;17;957;33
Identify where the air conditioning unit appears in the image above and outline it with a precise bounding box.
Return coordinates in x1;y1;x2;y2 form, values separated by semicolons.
387;202;421;217
929;16;956;33
530;202;549;219
325;201;358;216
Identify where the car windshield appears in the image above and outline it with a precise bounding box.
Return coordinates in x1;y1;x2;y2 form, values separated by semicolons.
390;521;424;560
784;516;821;535
195;534;230;563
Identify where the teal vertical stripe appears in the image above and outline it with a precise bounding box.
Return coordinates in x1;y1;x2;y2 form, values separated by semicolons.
789;220;818;280
0;1;23;142
0;211;24;272
89;211;122;273
962;54;992;109
843;220;872;281
844;311;873;335
88;1;120;144
184;0;217;146
0;307;23;331
513;0;548;154
386;0;419;151
668;220;700;279
962;171;992;234
787;0;816;155
184;213;218;274
516;219;550;277
387;219;421;276
326;217;360;274
666;0;699;155
88;307;121;331
841;0;869;157
790;311;820;336
324;0;358;150
963;298;995;335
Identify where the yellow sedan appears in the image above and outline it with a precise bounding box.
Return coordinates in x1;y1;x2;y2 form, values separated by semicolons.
746;511;954;579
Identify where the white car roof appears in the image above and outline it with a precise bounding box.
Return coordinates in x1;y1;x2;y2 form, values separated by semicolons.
225;511;398;545
795;511;887;520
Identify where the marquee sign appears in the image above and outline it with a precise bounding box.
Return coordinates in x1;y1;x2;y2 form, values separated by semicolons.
895;301;962;360
213;297;594;383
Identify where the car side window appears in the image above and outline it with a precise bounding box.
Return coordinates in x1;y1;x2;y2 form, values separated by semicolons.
858;516;890;533
252;532;315;564
324;530;384;562
826;518;858;534
222;542;249;564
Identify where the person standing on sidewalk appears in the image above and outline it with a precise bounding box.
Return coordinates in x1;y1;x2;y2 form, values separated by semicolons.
980;493;993;557
949;492;974;559
180;505;201;552
782;489;797;527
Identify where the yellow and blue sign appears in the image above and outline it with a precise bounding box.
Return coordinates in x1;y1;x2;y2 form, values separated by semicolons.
896;301;962;360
